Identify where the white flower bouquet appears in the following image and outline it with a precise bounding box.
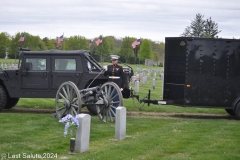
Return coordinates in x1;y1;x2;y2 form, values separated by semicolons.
59;114;80;137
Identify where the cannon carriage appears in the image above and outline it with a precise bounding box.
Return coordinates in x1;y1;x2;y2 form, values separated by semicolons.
55;81;123;122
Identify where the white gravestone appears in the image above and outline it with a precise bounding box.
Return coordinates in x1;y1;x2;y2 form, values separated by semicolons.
75;114;91;153
135;81;139;92
115;106;126;140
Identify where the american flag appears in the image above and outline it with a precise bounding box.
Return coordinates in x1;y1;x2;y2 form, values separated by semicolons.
58;35;64;43
132;39;141;48
95;36;102;46
18;34;25;42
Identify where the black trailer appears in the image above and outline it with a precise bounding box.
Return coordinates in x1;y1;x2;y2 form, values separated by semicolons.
163;37;240;118
139;37;240;119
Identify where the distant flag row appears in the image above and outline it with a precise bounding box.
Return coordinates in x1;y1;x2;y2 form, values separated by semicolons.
18;34;65;44
90;37;140;49
132;39;141;48
18;34;140;49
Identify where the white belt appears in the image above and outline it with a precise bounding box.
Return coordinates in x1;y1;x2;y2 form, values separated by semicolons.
109;76;120;79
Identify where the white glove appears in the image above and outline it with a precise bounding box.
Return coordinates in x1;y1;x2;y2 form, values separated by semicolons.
120;88;123;91
103;65;108;70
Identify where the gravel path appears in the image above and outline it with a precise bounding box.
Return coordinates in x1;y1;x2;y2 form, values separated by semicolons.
2;107;235;120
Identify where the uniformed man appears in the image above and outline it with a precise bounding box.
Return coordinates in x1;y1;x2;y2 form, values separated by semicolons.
103;55;125;116
104;55;125;89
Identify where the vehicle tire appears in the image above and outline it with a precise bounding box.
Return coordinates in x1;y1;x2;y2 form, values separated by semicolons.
234;103;240;120
0;85;7;111
4;98;19;109
225;109;235;116
87;105;98;115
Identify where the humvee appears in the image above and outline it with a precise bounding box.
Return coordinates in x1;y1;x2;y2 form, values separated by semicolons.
0;48;132;114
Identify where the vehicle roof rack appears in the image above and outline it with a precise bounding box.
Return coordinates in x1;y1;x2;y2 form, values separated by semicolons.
18;47;30;51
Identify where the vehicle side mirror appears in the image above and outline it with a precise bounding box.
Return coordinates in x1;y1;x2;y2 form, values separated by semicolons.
25;62;32;70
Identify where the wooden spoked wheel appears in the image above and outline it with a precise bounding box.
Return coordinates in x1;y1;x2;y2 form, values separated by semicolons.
55;81;82;119
96;82;123;123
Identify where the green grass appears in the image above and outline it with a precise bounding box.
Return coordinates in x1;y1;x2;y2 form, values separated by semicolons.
0;113;239;160
1;60;238;159
0;58;18;63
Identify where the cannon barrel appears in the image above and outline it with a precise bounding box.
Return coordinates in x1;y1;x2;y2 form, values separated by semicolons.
79;86;102;94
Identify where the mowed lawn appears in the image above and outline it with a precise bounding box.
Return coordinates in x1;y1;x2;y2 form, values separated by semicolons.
1;59;239;159
1;113;240;160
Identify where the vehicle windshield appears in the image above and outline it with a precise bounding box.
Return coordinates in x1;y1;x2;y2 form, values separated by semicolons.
85;55;103;72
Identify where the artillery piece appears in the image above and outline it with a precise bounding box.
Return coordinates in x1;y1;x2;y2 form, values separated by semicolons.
55;81;123;123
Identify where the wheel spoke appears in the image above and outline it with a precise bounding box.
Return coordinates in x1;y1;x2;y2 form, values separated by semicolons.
71;98;78;104
109;88;116;99
110;94;119;102
71;103;78;108
66;85;70;100
107;85;111;97
110;104;116;109
98;106;105;114
101;108;105;120
57;99;65;104
111;101;120;104
62;86;68;100
59;93;68;101
72;107;78;115
108;110;113;122
106;108;109;122
56;106;67;112
110;107;116;117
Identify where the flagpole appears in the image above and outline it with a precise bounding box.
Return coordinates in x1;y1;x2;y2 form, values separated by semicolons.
62;33;64;50
134;47;137;64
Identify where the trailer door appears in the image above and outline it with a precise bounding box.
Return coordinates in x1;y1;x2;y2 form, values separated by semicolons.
163;38;187;105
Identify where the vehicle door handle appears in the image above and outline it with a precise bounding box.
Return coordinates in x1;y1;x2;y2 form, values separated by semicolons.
43;73;47;77
75;73;80;77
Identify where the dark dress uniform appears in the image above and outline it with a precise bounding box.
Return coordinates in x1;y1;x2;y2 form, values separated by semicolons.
104;64;125;88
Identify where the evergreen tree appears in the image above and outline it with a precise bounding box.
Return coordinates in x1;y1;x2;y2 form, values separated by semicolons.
190;13;205;37
180;26;192;37
204;17;221;38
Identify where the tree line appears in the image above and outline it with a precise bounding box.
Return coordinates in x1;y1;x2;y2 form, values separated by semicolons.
0;32;164;64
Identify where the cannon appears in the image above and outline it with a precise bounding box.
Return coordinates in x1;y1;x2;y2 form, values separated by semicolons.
55;81;123;122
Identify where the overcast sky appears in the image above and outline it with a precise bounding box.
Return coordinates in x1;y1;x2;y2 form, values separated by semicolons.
1;0;239;42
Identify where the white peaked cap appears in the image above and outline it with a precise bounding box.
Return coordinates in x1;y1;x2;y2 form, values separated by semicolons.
110;55;120;60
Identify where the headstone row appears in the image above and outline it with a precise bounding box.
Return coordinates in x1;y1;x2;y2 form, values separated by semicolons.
131;68;165;90
0;63;18;70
